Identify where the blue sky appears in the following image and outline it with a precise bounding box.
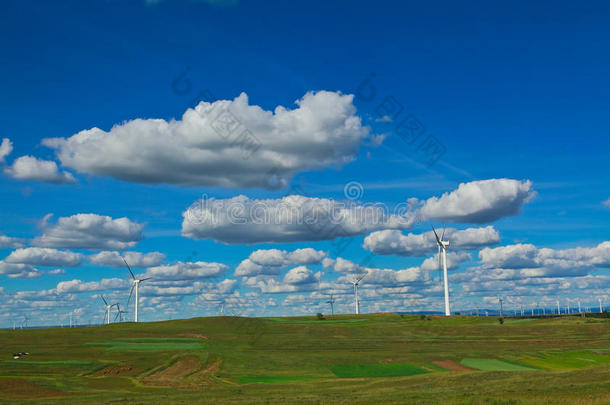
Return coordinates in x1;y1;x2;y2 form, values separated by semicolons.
0;0;609;326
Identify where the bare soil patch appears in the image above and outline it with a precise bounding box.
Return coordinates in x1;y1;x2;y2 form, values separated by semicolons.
143;356;202;387
0;378;72;398
176;333;208;339
94;365;135;376
432;360;474;372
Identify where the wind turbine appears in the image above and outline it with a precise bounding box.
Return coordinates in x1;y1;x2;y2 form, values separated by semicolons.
124;258;151;323
599;298;604;313
577;299;581;314
432;226;451;316
326;293;336;316
114;303;126;322
351;273;367;315
101;295;117;325
556;299;560;315
498;297;504;317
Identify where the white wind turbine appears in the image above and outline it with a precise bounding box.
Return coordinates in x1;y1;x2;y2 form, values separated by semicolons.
123;258;151;323
351;273;367;315
432;226;451;316
326;293;336;316
101;295;117;325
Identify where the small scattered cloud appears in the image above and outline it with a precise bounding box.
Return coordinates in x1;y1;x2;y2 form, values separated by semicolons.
0;234;25;249
32;213;144;250
603;197;610;209
5;247;83;267
4;156;76;184
0;138;13;163
89;251;166;268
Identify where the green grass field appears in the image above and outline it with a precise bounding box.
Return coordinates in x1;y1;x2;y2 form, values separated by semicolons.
1;314;609;404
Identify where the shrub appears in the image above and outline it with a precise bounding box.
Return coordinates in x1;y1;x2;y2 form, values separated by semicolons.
498;317;504;324
316;313;325;320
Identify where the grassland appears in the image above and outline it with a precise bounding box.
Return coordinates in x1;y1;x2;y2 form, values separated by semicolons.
1;314;609;404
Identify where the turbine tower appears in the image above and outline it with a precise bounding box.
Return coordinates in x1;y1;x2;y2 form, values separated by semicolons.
123;258;151;323
326;293;336;316
599;298;604;313
432;226;451;316
101;295;117;325
351;273;367;315
498;297;503;317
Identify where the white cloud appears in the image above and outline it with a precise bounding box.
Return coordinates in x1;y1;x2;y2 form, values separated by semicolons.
4;156;76;184
236;248;326;276
363;226;499;256
477;241;610;276
284;266;318;285
417;179;535;223
32;213;144;250
144;261;228;281
56;278;129;294
43;91;372;189
603;197;610;209
89;251;166;268
0;261;41;279
48;269;66;275
420;251;472;271
0;234;25;249
5;248;83;267
182;195;412;244
0;138;13;162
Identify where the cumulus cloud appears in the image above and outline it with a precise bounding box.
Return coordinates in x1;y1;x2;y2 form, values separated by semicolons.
0;138;12;162
4;156;76;183
478;242;610;274
89;251;166;268
43;91;372;189
236;248;326;276
363;226;499;256
56;278;129;294
417;179;535;223
32;213;144;250
0;261;41;279
420;251;472;271
182;195;412;244
0;234;25;249
144;261;228;281
5;248;83;267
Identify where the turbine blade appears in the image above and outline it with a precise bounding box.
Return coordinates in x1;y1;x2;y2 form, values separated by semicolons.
123;257;135;280
127;284;135;307
101;295;108;305
114;311;120;321
431;226;441;245
140;277;152;282
441;227;446;241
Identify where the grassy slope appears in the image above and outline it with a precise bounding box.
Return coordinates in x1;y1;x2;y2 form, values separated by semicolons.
0;314;609;404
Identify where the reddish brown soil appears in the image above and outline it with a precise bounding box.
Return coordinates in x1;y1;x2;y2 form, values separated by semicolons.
0;378;72;398
94;365;134;376
143;356;202;387
176;333;208;339
432;360;475;372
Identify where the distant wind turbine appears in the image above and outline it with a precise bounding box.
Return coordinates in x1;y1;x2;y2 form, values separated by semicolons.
114;303;126;322
432;226;451;316
351;273;367;315
326;293;336;316
101;295;117;325
124;258;151;323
